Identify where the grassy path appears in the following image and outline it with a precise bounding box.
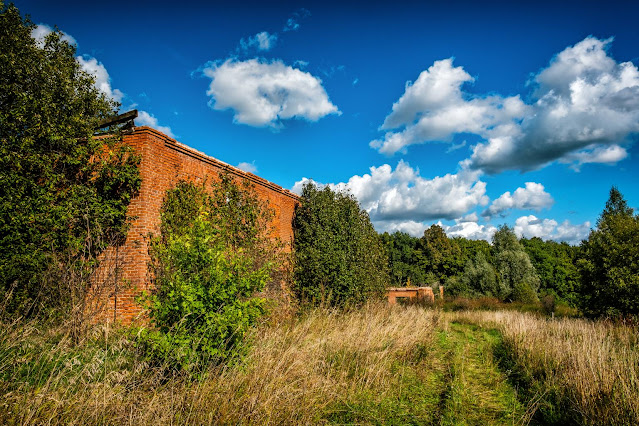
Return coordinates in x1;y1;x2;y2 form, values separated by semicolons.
326;319;525;425
436;321;524;425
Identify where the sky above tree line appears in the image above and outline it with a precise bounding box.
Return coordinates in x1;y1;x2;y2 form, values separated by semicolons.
16;0;639;245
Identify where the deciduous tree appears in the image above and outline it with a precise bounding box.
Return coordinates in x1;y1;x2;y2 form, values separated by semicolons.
293;183;389;306
0;3;140;318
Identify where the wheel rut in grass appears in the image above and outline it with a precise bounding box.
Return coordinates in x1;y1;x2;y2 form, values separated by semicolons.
324;317;525;425
435;321;524;425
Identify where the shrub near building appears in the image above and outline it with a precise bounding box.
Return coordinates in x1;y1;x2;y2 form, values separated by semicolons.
141;175;284;372
293;182;389;306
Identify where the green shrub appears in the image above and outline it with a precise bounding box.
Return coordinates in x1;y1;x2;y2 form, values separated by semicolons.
293;182;389;307
141;176;282;372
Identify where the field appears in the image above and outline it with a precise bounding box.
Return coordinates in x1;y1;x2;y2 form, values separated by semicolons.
1;303;638;425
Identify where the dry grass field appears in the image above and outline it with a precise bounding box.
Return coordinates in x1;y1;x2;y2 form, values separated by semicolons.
1;303;637;424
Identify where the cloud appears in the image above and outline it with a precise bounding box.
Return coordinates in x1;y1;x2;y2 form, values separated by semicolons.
239;31;277;52
31;24;76;47
203;58;340;127
371;58;529;155
136;110;175;138
373;220;428;237
76;56;124;103
483;182;554;218
283;8;311;32
560;144;628;171
446;140;467;153
514;215;590;245
236;161;258;174
440;220;498;241
372;37;639;173
472;37;639;173
292;160;489;223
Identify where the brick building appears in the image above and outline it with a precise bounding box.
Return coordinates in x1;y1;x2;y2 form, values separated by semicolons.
103;126;299;323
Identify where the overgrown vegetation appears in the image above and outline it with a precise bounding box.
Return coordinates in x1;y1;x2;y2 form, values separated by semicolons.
293;182;389;306
0;3;140;331
3;305;637;425
141;176;287;371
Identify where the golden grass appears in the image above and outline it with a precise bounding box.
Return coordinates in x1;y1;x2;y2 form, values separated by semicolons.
0;304;440;424
2;305;637;425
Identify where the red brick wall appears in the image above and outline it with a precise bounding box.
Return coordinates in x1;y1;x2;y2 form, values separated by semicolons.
106;126;299;323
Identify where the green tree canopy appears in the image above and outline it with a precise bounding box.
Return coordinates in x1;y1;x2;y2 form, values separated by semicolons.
578;187;639;318
461;252;499;297
293;182;389;306
521;237;580;304
0;3;140;317
492;226;540;302
418;224;463;284
380;231;427;286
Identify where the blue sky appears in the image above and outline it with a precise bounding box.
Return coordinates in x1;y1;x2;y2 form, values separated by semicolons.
18;0;639;244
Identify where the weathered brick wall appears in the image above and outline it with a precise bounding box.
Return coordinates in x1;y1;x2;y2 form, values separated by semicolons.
105;126;299;323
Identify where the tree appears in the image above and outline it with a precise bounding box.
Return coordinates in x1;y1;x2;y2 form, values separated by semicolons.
461;252;499;297
418;224;463;284
578;187;639;318
492;226;540;302
0;3;140;318
143;176;283;371
293;182;389;306
380;231;427;286
521;237;580;304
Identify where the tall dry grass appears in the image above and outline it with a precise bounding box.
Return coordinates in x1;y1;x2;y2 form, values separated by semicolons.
1;303;440;424
3;304;638;424
449;310;639;424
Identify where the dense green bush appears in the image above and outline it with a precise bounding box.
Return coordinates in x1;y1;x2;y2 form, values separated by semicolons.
141;176;283;372
0;3;140;320
293;182;389;306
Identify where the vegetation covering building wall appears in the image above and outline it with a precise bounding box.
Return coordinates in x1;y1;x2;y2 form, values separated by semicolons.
111;127;299;323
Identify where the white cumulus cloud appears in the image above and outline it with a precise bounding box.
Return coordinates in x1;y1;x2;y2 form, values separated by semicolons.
440;220;498;241
31;24;77;47
292;160;489;224
371;58;529;155
471;37;639;173
514;215;590;245
372;37;639;173
136;110;175;138
236;161;258;174
76;56;124;103
483;182;554;218
203;59;340;127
